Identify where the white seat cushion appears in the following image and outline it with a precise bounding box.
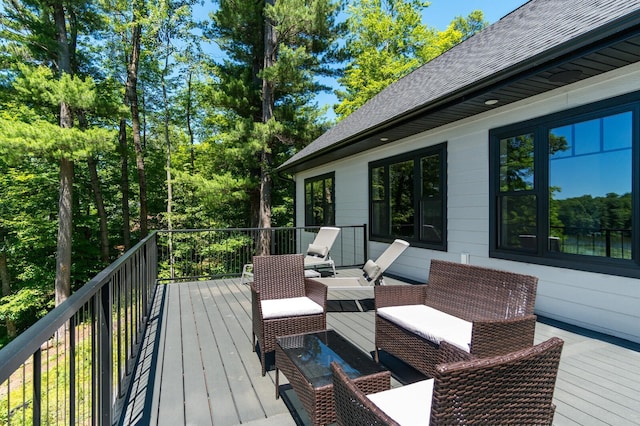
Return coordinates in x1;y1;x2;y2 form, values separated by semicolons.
367;379;434;426
304;269;322;278
377;305;472;352
261;297;324;319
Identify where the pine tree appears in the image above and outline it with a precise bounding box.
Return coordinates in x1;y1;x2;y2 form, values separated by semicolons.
206;0;340;248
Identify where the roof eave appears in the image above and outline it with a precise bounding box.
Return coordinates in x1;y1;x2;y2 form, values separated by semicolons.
280;11;640;174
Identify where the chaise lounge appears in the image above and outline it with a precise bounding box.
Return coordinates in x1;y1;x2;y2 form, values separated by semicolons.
375;259;538;377
313;239;410;289
241;226;341;284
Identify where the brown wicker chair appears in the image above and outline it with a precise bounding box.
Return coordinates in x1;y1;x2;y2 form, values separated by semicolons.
332;337;564;426
251;254;328;375
375;259;538;377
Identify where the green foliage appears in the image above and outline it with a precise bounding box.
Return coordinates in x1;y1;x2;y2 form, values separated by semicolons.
0;118;116;161
0;64;117;162
0;287;52;330
336;0;487;118
14;65;97;109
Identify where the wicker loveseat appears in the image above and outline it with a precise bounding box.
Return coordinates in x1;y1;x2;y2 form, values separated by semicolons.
374;259;538;377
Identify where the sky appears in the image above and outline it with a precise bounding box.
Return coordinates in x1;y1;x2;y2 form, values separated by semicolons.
316;0;531;118
423;0;529;29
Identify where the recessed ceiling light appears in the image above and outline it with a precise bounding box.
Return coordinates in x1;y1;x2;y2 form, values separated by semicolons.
380;137;389;141
484;99;499;106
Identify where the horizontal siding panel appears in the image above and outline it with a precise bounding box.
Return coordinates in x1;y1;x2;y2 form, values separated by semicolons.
447;229;487;246
448;206;489;220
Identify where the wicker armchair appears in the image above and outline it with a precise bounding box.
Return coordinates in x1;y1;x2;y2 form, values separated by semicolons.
332;337;564;426
375;259;538;377
251;254;328;375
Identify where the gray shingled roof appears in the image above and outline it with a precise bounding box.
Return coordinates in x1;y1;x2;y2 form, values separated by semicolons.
281;0;640;171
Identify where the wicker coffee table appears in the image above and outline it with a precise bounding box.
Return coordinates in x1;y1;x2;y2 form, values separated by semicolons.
275;329;390;425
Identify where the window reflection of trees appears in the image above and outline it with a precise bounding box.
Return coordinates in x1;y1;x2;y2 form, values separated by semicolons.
499;133;535;192
421;155;442;243
305;173;335;226
549;112;632;259
371;148;444;244
498;133;540;250
390;160;414;238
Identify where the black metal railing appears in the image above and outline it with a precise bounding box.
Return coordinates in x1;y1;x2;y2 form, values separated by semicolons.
0;225;368;424
156;225;367;282
0;233;158;425
549;226;632;259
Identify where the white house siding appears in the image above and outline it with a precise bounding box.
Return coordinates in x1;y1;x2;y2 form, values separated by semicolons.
294;61;640;344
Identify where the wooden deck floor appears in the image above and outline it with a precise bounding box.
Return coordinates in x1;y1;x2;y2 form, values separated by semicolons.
120;272;640;426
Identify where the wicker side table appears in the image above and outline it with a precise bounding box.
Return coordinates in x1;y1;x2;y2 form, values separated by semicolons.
275;330;390;426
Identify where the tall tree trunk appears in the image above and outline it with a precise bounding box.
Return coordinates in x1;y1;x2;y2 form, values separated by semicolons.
126;20;148;238
250;26;264;231
56;156;73;305
0;252;16;338
119;119;132;250
258;0;277;255
53;1;73;305
162;37;174;277
186;70;195;172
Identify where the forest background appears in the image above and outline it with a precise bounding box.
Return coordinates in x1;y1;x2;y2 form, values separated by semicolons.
0;0;515;346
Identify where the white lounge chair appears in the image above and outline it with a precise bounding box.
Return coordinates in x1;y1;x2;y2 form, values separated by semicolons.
313;239;410;289
302;226;341;277
241;226;341;284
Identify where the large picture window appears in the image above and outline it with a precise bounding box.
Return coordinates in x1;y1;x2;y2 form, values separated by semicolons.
369;144;447;249
490;94;639;277
304;172;335;226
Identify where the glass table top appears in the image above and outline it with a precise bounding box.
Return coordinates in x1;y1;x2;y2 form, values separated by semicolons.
276;329;387;388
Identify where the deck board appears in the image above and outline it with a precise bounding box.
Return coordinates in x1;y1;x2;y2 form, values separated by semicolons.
156;284;187;425
122;274;640;426
191;281;239;425
204;281;269;424
182;284;214;425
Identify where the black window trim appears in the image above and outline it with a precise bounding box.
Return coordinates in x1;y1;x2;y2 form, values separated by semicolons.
368;143;448;250
304;171;336;227
489;91;640;279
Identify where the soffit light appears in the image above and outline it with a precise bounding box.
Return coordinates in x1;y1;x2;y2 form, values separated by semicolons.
484;99;499;106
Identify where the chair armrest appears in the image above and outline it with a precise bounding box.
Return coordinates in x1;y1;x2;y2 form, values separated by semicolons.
470;314;537;358
374;285;427;309
352;370;391;395
304;278;328;310
250;283;264;320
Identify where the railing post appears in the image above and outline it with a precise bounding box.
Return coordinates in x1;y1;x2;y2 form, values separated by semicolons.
363;223;368;264
33;349;41;426
98;282;112;425
69;316;76;425
271;228;276;254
